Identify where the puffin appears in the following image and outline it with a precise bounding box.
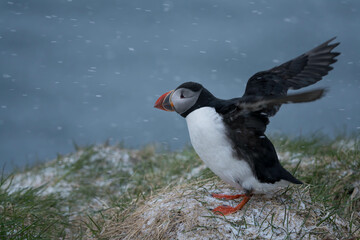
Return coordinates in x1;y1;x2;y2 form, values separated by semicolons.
154;37;340;215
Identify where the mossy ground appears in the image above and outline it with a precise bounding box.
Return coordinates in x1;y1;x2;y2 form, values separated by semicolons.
0;135;359;239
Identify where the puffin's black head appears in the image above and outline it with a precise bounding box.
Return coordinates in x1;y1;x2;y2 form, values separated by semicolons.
154;81;216;118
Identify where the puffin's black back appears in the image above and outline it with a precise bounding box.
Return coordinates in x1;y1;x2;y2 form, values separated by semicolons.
214;101;303;184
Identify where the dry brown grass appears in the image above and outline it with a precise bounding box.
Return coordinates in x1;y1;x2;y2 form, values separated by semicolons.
96;177;353;240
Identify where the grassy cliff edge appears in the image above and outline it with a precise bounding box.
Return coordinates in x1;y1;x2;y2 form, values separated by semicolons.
1;136;359;239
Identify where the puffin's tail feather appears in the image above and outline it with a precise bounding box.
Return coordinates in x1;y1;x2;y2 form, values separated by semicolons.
280;167;303;184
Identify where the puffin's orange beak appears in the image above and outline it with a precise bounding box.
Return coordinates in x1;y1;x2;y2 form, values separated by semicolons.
154;90;175;111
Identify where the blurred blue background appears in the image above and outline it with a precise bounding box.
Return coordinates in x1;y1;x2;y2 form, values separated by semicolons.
1;0;359;171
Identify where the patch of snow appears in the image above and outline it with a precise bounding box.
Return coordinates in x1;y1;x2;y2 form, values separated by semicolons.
114;180;348;239
185;165;207;180
333;139;357;151
4;145;135;199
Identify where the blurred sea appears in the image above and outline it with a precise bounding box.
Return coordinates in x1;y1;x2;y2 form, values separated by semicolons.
1;0;359;170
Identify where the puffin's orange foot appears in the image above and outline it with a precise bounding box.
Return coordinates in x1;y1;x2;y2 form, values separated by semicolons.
211;193;245;200
211;195;252;216
212;205;238;215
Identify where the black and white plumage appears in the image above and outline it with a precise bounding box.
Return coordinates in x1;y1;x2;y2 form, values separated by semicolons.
154;38;340;215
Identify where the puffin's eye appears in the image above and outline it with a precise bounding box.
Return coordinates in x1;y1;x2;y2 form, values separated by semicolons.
180;93;185;99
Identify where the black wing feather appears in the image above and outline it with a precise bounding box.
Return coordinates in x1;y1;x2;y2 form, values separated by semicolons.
241;37;339;117
244;37;339;98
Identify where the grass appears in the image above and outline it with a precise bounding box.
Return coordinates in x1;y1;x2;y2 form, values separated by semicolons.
274;135;359;223
1;144;202;239
0;135;359;239
0;175;73;239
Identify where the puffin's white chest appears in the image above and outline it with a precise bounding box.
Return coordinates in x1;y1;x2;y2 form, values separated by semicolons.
185;107;253;190
185;107;289;193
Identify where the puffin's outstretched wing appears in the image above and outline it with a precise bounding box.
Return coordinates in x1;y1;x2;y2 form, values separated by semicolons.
219;38;340;134
242;37;340;116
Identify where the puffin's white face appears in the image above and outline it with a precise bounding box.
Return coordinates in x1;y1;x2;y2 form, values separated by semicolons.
154;87;202;115
172;88;202;114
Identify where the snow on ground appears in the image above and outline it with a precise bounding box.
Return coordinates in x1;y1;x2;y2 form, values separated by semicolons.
100;179;348;240
4;145;134;198
332;139;358;151
3;141;356;239
3;144;303;200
